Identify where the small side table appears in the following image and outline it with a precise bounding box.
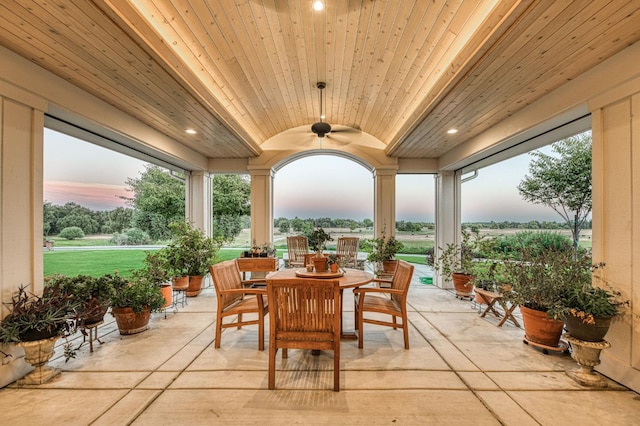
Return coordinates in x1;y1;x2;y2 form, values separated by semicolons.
77;321;104;352
474;288;520;328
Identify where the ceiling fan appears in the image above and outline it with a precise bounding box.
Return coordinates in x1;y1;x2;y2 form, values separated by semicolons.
310;82;360;138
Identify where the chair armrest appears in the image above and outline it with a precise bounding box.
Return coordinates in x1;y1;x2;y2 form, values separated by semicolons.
219;288;267;296
242;278;267;287
371;278;393;287
353;287;403;296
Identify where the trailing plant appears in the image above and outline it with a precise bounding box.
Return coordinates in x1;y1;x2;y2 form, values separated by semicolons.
0;284;81;361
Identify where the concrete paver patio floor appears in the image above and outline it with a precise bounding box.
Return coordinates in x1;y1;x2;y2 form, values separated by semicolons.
1;265;639;425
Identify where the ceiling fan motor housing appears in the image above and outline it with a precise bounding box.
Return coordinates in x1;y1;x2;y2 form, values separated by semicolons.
311;121;331;137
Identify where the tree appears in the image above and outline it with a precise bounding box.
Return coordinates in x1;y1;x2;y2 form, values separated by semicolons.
518;133;592;250
124;165;186;241
105;207;134;233
211;174;250;242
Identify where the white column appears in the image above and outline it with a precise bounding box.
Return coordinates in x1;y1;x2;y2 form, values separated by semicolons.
434;170;461;289
185;171;212;235
249;168;274;246
373;168;396;236
0;91;47;387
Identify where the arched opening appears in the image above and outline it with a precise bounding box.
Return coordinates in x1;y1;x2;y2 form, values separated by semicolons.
273;153;374;249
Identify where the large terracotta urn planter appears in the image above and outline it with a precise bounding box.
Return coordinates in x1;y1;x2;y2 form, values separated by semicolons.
187;275;204;297
16;335;61;385
520;305;565;347
111;307;151;335
451;273;474;298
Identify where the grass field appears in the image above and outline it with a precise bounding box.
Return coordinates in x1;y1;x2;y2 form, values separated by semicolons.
43;248;245;278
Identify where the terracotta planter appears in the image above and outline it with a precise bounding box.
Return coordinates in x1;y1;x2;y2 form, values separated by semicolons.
173;276;189;289
16;336;61;385
313;257;328;272
565;314;612;342
451;273;474;298
187;275;204;297
111;307;151;335
520;305;565;347
330;263;338;273
160;284;173;308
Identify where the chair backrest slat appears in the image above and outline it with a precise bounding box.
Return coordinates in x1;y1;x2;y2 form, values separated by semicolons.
287;236;310;267
210;260;243;308
390;260;414;305
336;237;359;268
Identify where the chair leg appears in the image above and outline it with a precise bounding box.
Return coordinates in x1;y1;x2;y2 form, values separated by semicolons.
333;347;340;392
215;311;223;349
237;313;243;329
402;313;410;349
258;314;264;351
353;295;359;330
357;304;364;349
268;344;276;390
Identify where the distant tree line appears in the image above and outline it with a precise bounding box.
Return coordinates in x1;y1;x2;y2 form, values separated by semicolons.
273;217;583;234
44;166;251;243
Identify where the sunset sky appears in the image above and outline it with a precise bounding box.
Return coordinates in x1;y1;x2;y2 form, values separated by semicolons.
44;129;562;223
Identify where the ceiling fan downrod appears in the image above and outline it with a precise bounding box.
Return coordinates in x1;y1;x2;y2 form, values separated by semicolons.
312;82;331;137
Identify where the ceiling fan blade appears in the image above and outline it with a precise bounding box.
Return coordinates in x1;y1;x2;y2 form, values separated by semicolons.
330;124;361;134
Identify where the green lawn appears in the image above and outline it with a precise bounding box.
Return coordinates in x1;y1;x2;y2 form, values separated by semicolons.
43;248;246;278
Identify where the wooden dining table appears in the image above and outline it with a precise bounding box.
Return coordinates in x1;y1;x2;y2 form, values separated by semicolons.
266;267;374;339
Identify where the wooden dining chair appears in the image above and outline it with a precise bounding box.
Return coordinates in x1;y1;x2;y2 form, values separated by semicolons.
266;277;342;391
286;235;309;268
209;260;268;350
353;260;414;349
336;237;360;268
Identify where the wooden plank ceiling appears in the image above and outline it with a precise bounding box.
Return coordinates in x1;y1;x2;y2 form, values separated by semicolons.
0;0;639;160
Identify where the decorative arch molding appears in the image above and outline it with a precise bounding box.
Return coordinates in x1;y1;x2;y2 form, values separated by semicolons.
247;127;399;244
248;125;398;173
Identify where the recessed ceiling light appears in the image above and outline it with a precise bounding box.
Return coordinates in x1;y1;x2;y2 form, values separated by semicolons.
313;1;324;11
447;128;458;134
186;129;197;135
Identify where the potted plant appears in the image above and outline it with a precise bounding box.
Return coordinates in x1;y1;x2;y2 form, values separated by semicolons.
45;273;117;326
502;246;575;349
365;230;404;274
434;229;474;298
560;261;627;342
166;221;222;296
0;284;81;384
132;251;173;309
326;253;341;273
110;276;166;335
307;227;333;272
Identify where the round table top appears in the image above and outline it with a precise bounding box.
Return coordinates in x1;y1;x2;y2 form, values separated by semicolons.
266;268;373;289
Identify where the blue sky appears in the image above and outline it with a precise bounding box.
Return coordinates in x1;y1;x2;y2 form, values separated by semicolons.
44;129;564;222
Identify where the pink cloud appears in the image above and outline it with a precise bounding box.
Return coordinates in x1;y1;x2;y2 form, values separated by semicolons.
44;181;133;211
